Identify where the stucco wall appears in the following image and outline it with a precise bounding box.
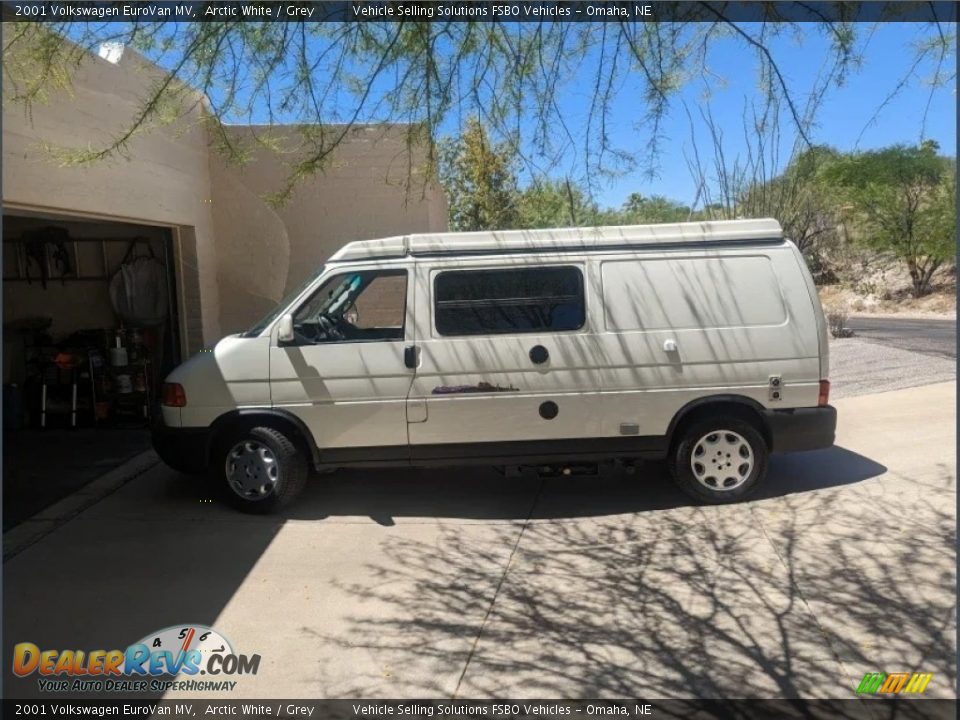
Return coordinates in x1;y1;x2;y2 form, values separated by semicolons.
4;44;448;344
209;125;448;335
2;46;221;349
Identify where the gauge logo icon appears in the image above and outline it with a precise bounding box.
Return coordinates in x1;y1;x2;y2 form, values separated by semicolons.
130;624;234;676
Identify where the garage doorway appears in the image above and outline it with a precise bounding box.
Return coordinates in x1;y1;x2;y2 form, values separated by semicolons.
3;211;184;529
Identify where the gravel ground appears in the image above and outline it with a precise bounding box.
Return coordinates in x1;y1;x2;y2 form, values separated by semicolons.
829;336;955;399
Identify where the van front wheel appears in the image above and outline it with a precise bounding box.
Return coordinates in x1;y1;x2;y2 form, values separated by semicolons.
216;426;308;513
669;417;768;503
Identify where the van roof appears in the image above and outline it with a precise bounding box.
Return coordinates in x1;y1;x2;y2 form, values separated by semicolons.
328;218;783;262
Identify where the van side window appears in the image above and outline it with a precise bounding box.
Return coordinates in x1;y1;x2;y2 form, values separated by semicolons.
291;269;407;344
434;267;585;336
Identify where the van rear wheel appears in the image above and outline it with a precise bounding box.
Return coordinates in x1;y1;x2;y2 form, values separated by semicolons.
669;417;768;503
215;426;308;513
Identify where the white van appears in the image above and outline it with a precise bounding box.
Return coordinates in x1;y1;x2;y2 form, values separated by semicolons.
153;219;836;512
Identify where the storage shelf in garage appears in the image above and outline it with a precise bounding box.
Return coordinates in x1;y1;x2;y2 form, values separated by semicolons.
2;236;159;283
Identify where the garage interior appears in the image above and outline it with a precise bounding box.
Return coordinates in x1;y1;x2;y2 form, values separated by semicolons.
3;211;183;529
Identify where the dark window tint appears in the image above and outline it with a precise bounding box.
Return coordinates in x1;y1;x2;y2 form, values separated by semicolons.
434;267;585;336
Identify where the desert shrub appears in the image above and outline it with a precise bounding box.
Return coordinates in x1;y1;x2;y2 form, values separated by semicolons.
824;302;855;338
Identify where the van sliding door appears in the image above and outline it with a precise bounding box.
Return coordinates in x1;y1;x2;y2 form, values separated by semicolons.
406;260;595;459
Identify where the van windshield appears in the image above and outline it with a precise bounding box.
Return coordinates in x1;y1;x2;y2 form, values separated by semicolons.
241;265;326;338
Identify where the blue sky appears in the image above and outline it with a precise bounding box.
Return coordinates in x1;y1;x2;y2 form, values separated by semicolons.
534;22;957;208
127;20;955;209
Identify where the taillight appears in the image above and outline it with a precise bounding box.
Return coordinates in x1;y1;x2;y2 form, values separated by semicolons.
162;383;187;407
818;380;830;407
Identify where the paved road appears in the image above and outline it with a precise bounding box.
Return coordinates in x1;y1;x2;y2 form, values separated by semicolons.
3;383;956;700
847;316;956;359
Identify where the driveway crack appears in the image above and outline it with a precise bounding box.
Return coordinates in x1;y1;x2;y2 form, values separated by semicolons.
452;476;545;698
748;503;857;694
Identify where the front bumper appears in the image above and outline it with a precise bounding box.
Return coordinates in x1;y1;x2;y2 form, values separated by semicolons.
764;405;837;453
152;420;211;474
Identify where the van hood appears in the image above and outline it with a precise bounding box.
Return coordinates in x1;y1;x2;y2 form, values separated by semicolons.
165;334;271;408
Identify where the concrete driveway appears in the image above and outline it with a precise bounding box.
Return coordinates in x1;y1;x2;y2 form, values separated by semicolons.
4;382;955;700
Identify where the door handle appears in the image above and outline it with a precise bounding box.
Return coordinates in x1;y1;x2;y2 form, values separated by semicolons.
404;345;418;369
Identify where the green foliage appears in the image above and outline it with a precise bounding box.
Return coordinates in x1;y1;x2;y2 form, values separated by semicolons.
621;194;691;224
517;180;602;229
736;145;842;256
930;164;957;253
826;142;956;296
438;118;519;232
440;118;702;231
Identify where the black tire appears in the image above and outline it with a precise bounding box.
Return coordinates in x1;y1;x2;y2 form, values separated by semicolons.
668;416;768;504
213;426;308;514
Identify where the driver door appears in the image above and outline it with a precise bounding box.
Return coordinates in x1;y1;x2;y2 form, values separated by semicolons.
269;264;415;458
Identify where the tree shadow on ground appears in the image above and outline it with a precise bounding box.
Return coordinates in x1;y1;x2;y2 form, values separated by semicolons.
300;454;954;709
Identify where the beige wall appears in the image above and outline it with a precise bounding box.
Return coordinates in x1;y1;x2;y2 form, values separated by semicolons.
2;47;220;351
209;125;447;335
3;43;448;344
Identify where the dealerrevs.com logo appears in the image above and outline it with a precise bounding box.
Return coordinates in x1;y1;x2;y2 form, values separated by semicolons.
13;624;260;693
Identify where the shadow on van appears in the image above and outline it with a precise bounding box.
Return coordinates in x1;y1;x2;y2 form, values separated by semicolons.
280;445;886;523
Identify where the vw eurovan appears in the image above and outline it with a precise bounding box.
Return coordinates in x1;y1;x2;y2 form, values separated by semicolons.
153;219;837;512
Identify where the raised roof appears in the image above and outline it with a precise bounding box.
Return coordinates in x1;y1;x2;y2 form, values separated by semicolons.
328;218;784;262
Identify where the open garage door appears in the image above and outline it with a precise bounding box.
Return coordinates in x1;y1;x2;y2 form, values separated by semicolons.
3;210;184;528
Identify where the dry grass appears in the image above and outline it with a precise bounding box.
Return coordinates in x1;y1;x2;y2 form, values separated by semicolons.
823;302;854;338
815;247;955;318
819;284;956;318
818;256;955;318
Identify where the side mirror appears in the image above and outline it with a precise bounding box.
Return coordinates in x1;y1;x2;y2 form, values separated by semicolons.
277;314;295;343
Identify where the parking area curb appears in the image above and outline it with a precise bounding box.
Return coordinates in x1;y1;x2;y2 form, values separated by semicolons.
3;450;161;561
